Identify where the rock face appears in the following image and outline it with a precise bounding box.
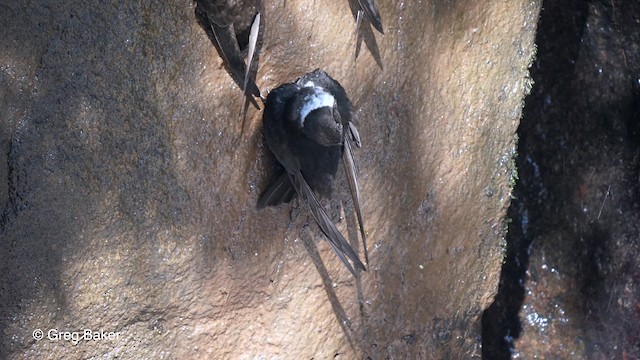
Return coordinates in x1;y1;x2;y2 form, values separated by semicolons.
484;0;640;358
0;0;539;358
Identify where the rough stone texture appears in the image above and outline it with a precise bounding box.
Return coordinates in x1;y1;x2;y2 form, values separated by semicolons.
0;0;539;358
483;0;640;358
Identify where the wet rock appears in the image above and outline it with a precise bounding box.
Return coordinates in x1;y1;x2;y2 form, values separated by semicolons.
483;0;640;358
0;0;539;358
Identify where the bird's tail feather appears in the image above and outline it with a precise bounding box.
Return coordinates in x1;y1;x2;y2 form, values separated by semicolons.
257;171;296;209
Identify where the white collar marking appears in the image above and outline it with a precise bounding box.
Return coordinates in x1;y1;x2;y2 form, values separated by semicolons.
299;90;335;125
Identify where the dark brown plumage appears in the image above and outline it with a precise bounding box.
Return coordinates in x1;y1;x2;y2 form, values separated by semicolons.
195;0;262;107
258;69;368;276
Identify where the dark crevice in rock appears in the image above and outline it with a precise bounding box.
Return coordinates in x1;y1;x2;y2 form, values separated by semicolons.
0;135;26;233
482;0;640;358
481;0;590;356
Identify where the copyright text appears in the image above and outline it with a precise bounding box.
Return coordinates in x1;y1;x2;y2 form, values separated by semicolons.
32;328;121;345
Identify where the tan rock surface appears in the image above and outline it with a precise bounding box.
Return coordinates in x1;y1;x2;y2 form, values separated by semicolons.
0;0;540;358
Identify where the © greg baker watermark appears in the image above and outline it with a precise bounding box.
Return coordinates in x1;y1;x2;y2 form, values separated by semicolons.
32;328;121;345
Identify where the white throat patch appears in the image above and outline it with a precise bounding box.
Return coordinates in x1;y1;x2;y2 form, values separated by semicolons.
299;90;335;125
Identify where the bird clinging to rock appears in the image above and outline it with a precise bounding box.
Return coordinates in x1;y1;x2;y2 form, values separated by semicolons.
258;69;368;276
195;0;263;108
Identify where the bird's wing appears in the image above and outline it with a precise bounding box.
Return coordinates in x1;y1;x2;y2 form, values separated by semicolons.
241;11;263;131
348;120;362;148
342;133;368;265
257;171;296;209
355;10;364;59
289;171;366;276
244;12;261;100
357;0;384;34
208;19;261;108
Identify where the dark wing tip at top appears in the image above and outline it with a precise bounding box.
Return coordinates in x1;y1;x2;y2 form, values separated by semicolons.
195;1;263;107
357;0;384;34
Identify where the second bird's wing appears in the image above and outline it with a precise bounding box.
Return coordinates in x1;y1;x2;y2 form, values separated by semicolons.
207;17;261;108
356;0;384;34
289;171;366;276
342;133;368;265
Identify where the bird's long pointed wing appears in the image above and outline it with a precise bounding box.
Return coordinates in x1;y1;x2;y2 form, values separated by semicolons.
357;0;384;34
355;10;364;59
244;12;261;97
348;121;362;148
342;134;368;265
241;12;263;131
209;19;260;109
289;171;365;276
